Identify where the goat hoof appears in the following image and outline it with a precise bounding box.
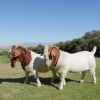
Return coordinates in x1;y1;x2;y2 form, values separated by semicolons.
63;83;66;86
24;82;27;84
59;87;63;90
93;82;96;84
37;84;41;87
80;80;84;83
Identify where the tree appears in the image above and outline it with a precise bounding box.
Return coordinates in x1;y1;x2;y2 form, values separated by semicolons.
56;30;100;56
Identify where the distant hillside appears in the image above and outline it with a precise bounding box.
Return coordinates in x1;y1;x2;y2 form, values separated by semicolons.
19;43;53;47
0;43;53;49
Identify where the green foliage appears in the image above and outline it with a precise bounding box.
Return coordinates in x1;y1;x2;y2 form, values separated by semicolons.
28;44;44;54
83;30;100;56
0;50;8;56
0;50;9;63
56;30;100;56
27;30;100;56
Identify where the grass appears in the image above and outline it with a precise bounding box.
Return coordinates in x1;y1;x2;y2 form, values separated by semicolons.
0;57;100;100
0;55;10;64
0;50;9;64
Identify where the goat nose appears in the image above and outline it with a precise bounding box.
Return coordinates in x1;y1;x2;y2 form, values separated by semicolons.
8;54;12;59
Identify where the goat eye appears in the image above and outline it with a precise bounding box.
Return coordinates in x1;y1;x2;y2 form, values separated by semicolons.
11;52;15;56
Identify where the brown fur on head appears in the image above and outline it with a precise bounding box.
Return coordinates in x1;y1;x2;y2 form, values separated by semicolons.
8;45;20;68
8;45;31;69
8;45;20;59
48;46;60;66
10;57;17;68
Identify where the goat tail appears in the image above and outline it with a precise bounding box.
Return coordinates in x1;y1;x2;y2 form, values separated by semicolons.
92;46;97;55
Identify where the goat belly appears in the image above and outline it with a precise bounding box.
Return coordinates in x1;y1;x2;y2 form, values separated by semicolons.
66;56;90;72
33;59;51;73
69;65;89;72
37;65;51;73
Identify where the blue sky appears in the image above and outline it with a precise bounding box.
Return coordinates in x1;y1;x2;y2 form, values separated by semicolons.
0;0;100;46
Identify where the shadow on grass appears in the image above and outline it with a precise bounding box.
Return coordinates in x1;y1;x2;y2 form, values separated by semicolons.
0;76;80;89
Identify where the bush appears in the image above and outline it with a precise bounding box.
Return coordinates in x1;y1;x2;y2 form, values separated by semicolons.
0;50;8;56
28;44;44;54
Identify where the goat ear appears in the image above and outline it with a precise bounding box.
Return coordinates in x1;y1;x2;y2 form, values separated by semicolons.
49;47;60;66
10;58;17;68
49;51;52;60
48;46;52;60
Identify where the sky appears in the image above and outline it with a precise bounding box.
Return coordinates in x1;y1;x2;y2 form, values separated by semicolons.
0;0;100;46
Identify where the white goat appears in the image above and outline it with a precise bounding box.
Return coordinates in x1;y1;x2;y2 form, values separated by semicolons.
44;46;97;90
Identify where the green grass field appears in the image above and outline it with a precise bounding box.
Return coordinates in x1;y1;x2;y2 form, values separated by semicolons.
0;56;100;100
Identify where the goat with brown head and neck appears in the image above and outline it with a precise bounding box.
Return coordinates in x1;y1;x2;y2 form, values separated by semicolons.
8;45;57;87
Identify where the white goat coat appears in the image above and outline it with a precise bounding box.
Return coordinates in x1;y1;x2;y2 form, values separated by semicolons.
25;51;51;74
44;46;96;90
56;50;96;73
